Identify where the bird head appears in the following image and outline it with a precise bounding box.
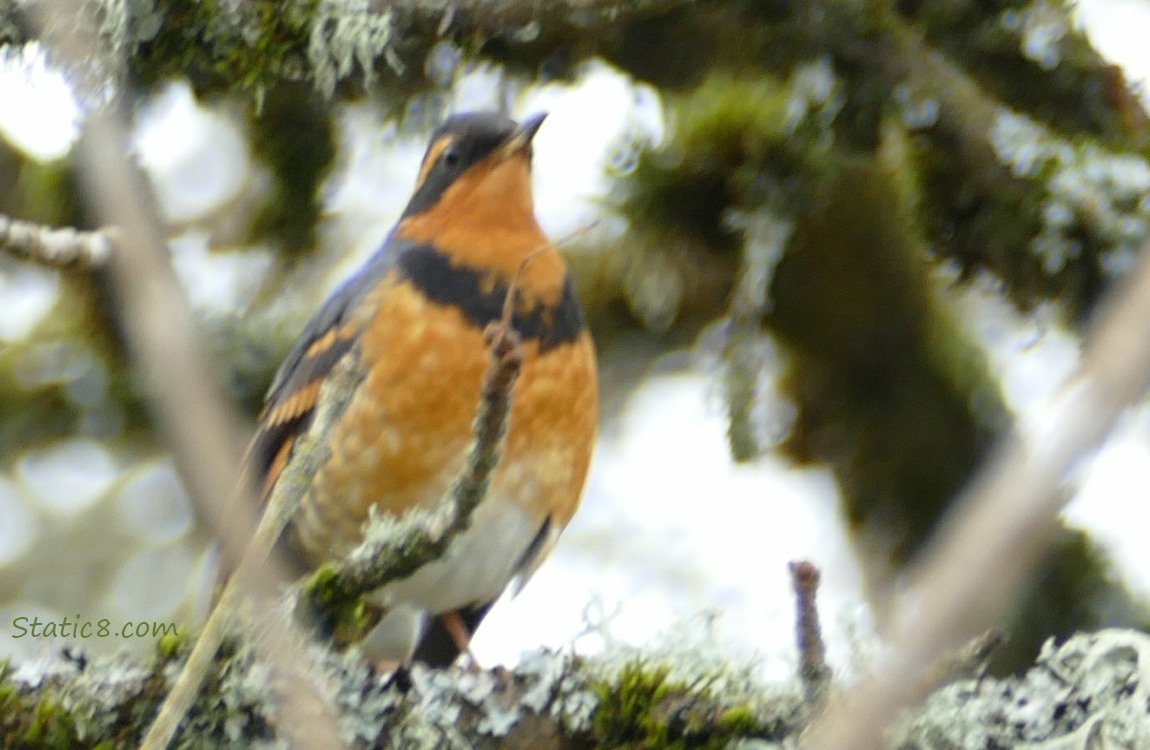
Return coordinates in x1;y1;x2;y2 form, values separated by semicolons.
401;111;547;222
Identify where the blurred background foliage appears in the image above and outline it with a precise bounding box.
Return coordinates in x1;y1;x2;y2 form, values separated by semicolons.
0;0;1149;677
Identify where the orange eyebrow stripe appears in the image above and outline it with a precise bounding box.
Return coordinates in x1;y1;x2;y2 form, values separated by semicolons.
263;379;323;428
414;135;454;193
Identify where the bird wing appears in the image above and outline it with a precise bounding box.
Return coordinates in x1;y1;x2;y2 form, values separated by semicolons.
246;241;400;499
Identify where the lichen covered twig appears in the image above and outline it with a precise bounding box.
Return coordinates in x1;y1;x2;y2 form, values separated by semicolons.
0;214;114;268
305;317;524;617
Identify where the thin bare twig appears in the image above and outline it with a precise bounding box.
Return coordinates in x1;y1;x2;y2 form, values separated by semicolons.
0;214;115;268
83;112;344;750
139;341;364;750
789;560;831;706
500;219;598;326
24;1;345;748
801;235;1150;749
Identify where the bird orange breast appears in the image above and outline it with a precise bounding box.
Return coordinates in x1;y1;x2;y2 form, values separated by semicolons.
290;263;598;571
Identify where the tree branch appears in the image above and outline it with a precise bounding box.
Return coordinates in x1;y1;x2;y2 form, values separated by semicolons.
1;0;693;101
21;1;345;748
802;233;1150;748
788;560;830;706
4;623;1148;747
0;214;114;268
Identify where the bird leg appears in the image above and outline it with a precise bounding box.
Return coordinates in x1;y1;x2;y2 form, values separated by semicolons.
441;610;481;668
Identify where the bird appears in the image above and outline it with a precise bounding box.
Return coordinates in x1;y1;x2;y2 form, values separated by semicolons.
245;110;599;666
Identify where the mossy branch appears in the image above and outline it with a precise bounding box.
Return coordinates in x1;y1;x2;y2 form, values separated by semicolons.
0;0;691;100
4;628;1149;747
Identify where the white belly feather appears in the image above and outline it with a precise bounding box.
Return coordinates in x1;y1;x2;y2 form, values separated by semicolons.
358;490;548;661
373;492;542;613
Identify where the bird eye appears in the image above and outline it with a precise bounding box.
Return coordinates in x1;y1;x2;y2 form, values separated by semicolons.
442;146;461;170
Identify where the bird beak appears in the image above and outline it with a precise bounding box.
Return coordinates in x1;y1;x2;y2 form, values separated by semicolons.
499;112;547;159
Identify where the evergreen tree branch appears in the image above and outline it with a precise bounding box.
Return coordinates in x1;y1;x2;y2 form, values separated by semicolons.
803;235;1150;749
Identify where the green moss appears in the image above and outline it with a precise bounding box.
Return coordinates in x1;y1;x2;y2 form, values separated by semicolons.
0;663;83;749
618;80;1018;555
991;528;1150;675
303;564;384;645
622;72;832;259
135;0;320;101
157;631;185;660
715;705;757;735
912;125;1053;310
611;1;1148;323
0;155;85;228
770;133;1004;562
624;74;781;242
590;660;778;749
915;98;1150;318
247;83;337;257
593;661;673;746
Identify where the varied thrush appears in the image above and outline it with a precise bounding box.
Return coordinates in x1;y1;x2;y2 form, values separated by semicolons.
246;111;598;666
